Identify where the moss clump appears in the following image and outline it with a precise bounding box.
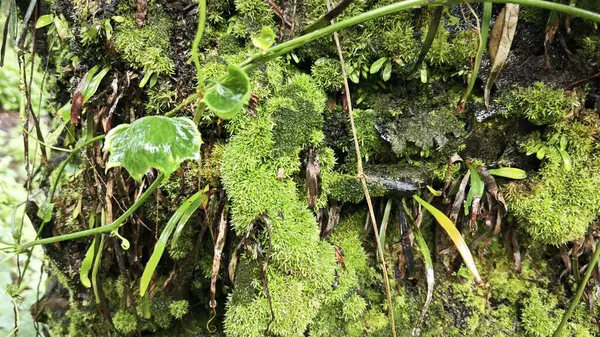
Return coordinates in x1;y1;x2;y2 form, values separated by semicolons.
113;310;138;334
269;74;326;159
221;73;337;336
113;8;174;76
169;300;190;319
311;58;344;92
579;36;600;67
508;114;600;245
499;82;579;126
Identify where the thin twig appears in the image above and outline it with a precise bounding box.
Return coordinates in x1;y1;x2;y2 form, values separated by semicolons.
324;0;396;335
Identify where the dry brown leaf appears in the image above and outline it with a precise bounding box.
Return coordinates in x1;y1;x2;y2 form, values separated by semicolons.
485;4;520;108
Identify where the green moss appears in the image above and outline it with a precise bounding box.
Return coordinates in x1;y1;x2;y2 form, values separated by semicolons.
508;114;600;244
521;288;562;337
311;58;344;92
113;310;138;334
169;300;190;319
113;9;174;76
579;36;600;67
220;75;337;335
270;74;326;159
352;109;387;162
498;82;579;126
145;82;178;114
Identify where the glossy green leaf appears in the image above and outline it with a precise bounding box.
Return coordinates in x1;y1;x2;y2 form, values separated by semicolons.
82;66;110;102
140;191;207;296
172;186;209;246
349;71;360;83
104;20;113;40
536;146;547;160
80;238;96;288
112;16;125;23
559;149;572;171
370;57;387;74
58;103;71;122
382;60;392;81
488;167;527;179
139;70;154;88
252;26;276;51
54;16;68;40
413;195;483;285
466;165;485;211
104;116;202;181
37;203;54;223
205;64;251;120
36;15;54;28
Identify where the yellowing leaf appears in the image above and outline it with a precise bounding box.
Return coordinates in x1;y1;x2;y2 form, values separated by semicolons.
484;4;520;108
413;195;483;285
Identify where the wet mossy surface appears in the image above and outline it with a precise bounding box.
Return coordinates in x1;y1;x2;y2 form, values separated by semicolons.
25;0;600;336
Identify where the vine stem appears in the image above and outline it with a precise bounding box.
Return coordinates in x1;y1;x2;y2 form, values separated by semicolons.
192;0;207;89
325;0;396;334
17;173;165;252
239;0;600;72
553;238;600;336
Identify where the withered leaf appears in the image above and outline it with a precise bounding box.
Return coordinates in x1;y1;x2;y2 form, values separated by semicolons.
70;91;83;126
306;148;321;210
136;0;148;29
485;4;520;108
334;245;346;270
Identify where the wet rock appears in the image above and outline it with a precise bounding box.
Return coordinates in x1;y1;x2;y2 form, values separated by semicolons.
364;165;429;197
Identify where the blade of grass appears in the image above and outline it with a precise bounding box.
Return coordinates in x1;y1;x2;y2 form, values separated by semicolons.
140;190;206;297
410;7;443;74
325;0;396;333
461;2;492;106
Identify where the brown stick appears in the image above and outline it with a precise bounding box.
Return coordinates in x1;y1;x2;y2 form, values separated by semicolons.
325;0;396;334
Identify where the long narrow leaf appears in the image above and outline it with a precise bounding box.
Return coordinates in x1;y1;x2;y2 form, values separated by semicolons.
484;4;520;108
80;238;96;288
413;195;483;285
461;2;492;105
410;7;443;74
488;167;527;179
140;191;206;296
413;229;434;336
379;199;393;252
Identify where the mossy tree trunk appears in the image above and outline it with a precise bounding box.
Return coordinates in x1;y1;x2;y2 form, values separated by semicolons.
17;0;600;336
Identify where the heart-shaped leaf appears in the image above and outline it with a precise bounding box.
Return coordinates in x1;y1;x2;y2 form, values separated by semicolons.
205;64;251;120
104;116;202;181
252;26;276;51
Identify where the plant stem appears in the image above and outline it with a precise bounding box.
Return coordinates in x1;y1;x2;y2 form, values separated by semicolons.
18;173;165;252
461;2;491;106
192;0;207;89
165;92;199;117
239;0;600;72
553;238;600;336
325;0;396;333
